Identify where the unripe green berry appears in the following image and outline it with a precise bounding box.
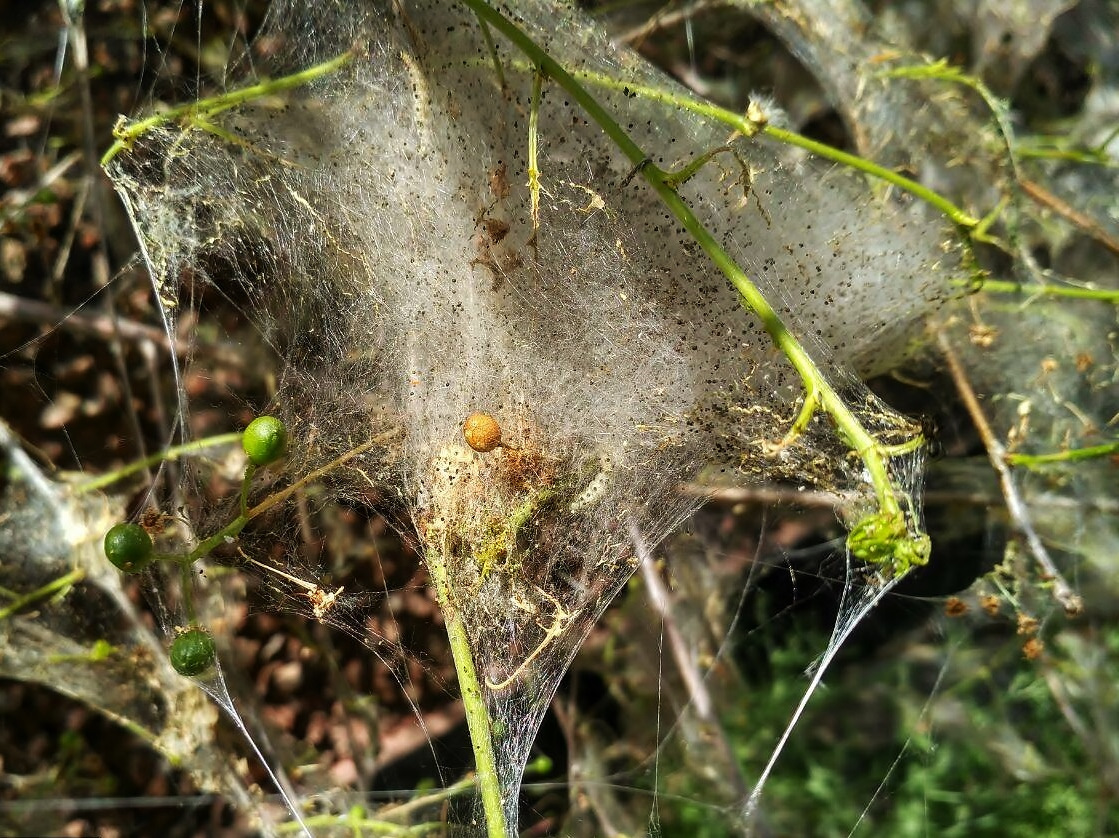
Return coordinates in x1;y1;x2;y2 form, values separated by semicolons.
103;523;153;573
242;415;288;466
170;628;216;676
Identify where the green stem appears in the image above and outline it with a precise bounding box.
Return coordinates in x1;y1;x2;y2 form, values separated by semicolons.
240;464;257;516
179;431;396;565
275;809;442;836
101;48;357;167
663;144;740;190
460;0;906;517
966;278;1119;304
1094;123;1119;157
376;768;478;823
74;432;243;494
275;808;442;836
424;548;507;838
779;386;819;448
1017;144;1114;166
762;123;979;228
184;513;249;564
474;15;507;91
244;431;392;520
557;67;980;229
1007;440;1119;468
0;567;86;620
878;61;1023;183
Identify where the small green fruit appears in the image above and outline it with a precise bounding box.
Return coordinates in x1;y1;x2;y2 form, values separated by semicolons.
242;415;288;466
170;628;216;676
103;523;153;573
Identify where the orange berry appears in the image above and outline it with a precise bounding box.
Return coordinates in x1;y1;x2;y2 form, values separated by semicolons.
464;412;503;453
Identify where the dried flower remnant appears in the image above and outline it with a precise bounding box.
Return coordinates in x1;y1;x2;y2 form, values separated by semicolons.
944;596;968;617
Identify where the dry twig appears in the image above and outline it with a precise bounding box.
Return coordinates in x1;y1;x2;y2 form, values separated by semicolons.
938;331;1083;617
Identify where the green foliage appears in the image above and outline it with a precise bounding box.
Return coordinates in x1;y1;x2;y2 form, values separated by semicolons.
712;623;1116;837
640;591;1119;838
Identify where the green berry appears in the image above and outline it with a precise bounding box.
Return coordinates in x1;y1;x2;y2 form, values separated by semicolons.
170;628;216;676
242;415;288;466
103;523;153;573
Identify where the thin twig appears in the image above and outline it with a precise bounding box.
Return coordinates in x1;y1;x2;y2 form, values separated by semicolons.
72;431;243;494
615;1;721;48
62;3;153;485
682;480;1119;513
0;568;86;620
373;774;477;823
0;290;169;349
679;482;849;507
0;151;81;210
549;697;632;837
0;289;251;372
558;67;981;229
971;278;1119;304
628;517;749;802
101;47;357;166
937;331;1083;617
1019;177;1119;259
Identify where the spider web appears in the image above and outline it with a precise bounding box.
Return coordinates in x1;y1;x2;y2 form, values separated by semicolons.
100;0;954;832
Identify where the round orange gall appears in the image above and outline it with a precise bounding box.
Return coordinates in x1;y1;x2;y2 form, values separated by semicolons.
464;412;503;452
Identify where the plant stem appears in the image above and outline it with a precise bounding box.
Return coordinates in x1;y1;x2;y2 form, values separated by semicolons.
762;123;979;227
424;548;507;838
74;432;243;495
101;48;357;167
180;560;197;622
460;0;908;518
375;774;478;823
878;61;1023;184
1007;440;1119;468
181;430;398;565
938;331;1083;617
965;278;1119;304
0;567;86;620
557;67;980;229
184;513;250;564
274;805;445;836
245;431;394;519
